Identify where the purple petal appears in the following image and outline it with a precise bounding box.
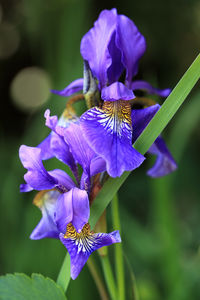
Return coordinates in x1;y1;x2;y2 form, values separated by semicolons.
37;134;54;160
30;190;60;240
51;78;83;97
107;31;124;84
80;9;117;88
55;188;89;233
132;104;160;142
116;14;146;86
49;169;75;191
19;145;57;190
101;82;134;101
50;133;76;171
131;80;171;97
147;136;177;177
64;122;96;175
81;101;145;177
60;223;121;279
44;109;77;170
20;183;33;193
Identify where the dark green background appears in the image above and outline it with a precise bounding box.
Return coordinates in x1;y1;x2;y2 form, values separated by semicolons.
0;0;200;299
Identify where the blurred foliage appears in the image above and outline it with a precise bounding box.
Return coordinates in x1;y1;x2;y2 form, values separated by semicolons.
0;0;200;299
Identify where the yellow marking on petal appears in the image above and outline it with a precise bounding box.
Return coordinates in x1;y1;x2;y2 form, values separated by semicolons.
33;189;57;208
64;223;93;239
103;100;132;125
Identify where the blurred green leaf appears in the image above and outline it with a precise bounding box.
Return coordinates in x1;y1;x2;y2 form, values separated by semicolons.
0;273;66;300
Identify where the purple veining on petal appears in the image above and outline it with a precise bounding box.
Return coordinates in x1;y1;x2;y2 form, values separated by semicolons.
101;82;134;101
60;223;121;279
80;9;118;88
131;80;171;97
51;78;83;97
115;14;146;87
147;136;177;177
80;101;145;177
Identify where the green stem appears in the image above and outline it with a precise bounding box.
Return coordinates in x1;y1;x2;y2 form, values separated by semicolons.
111;194;125;300
56;254;71;292
87;257;109;300
101;255;117;300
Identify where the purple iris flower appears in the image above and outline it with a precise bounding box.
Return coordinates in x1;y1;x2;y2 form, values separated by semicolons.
52;9;176;178
19;110;121;279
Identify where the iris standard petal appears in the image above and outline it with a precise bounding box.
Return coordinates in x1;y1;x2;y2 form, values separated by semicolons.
30;190;60;240
101;82;134;101
51;78;83;97
55;188;90;233
115;14;146;86
19;145;57;190
147;136;177;177
131;80;171;97
80;9;117;88
80;101;145;177
60;223;121;279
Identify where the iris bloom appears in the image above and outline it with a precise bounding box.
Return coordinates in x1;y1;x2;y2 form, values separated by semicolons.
52;9;177;178
19;111;121;279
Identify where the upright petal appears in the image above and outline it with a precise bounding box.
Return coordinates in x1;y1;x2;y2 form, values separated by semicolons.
147;136;177;177
81;101;145;177
116;14;146;86
80;9;117;88
60;223;121;279
30;190;60;240
131;80;171;97
51;78;83;97
55;188;90;233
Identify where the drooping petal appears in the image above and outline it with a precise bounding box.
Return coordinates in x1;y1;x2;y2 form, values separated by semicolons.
80;9;117;88
60;223;121;279
101;82;134;101
30;190;60;240
51;78;83;97
131;80;171;97
115;14;146;86
19;145;58;190
55;188;90;233
81;101;145;177
132;104;160;142
147;136;177;177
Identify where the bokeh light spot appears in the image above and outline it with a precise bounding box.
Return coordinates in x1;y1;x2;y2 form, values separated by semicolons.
10;67;51;112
